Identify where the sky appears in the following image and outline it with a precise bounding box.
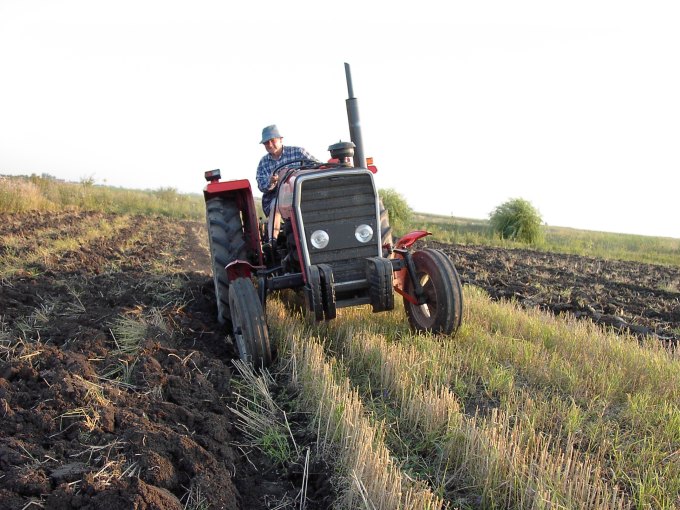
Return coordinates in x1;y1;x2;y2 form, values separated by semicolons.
1;1;678;238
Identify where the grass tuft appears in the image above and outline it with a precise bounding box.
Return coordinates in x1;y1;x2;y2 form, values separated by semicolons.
229;360;298;466
109;313;148;355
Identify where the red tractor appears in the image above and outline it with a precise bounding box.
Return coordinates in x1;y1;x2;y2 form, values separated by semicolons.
203;64;463;367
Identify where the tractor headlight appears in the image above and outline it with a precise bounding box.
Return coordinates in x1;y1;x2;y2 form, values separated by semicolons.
311;229;330;249
355;224;374;243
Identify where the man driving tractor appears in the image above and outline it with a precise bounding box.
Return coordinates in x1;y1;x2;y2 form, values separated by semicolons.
255;124;318;217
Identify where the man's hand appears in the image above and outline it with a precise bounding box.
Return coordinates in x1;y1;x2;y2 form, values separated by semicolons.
267;172;279;191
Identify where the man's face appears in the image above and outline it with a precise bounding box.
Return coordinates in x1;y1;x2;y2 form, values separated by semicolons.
263;137;283;158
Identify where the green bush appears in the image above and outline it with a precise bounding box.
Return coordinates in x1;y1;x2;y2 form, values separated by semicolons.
489;198;543;244
379;188;412;234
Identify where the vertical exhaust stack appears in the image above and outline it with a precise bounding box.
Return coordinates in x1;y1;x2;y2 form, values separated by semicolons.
344;63;366;169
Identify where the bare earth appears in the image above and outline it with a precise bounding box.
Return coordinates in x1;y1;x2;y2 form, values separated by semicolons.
425;240;680;346
1;211;678;509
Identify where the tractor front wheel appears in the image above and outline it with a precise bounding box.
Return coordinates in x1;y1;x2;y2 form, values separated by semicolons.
228;278;272;368
403;248;463;335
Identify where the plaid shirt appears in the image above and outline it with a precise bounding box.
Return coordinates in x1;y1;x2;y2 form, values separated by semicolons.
256;145;317;215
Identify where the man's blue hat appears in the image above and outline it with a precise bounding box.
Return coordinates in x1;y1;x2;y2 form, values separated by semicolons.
260;124;282;144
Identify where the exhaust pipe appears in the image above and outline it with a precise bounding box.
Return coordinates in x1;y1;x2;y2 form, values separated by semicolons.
344;63;366;169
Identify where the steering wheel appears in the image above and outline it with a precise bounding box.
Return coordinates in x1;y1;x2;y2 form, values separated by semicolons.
273;158;320;173
268;158;321;214
271;158;321;192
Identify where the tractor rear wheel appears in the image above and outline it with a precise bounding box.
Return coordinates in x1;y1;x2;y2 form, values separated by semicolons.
206;197;248;325
228;278;272;368
403;248;463;335
379;198;393;255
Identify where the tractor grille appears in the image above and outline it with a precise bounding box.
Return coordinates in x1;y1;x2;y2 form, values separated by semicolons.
298;171;380;285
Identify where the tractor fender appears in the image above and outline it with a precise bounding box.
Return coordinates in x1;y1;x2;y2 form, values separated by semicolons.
226;259;265;282
391;230;432;305
204;179;263;266
395;230;432;249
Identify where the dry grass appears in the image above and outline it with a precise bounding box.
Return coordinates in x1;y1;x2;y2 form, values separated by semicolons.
325;326;623;508
104;307;174;391
266;285;680;509
228;360;298;467
108;311;149;355
180;481;210;510
68;440;140;492
72;375;110;408
0;326;43;366
0;176;57;212
0;212;132;278
58;406;101;433
273;316;445;510
0;174;204;219
99;359;138;389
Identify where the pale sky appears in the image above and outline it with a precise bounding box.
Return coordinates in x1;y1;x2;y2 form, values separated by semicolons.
1;1;678;238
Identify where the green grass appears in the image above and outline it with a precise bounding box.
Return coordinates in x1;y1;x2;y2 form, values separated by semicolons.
0;173;204;219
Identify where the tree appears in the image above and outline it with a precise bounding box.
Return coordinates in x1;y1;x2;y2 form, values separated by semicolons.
379;188;412;234
489;198;543;244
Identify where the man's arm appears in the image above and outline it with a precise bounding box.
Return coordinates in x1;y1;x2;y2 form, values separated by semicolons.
257;147;319;193
255;158;271;193
298;147;320;162
278;146;318;166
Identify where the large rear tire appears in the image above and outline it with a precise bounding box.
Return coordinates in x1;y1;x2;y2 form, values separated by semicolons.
379;197;393;253
206;197;248;325
228;278;272;368
403;249;463;335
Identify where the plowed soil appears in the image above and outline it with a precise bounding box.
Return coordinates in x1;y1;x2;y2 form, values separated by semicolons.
0;211;333;510
425;240;680;345
1;211;678;509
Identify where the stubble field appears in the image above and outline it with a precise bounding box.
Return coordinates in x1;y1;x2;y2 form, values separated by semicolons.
1;210;678;509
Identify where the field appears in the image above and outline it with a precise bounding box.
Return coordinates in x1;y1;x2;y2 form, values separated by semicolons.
429;241;680;344
1;208;679;509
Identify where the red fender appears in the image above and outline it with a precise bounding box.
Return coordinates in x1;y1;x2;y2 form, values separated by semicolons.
226;260;265;282
391;230;432;304
204;179;263;267
395;230;431;249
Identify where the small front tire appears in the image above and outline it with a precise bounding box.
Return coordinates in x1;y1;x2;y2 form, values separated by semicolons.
403;249;463;335
228;278;272;368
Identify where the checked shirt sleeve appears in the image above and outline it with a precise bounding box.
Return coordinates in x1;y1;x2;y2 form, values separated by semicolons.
256;157;275;193
256;146;319;194
295;147;319;162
